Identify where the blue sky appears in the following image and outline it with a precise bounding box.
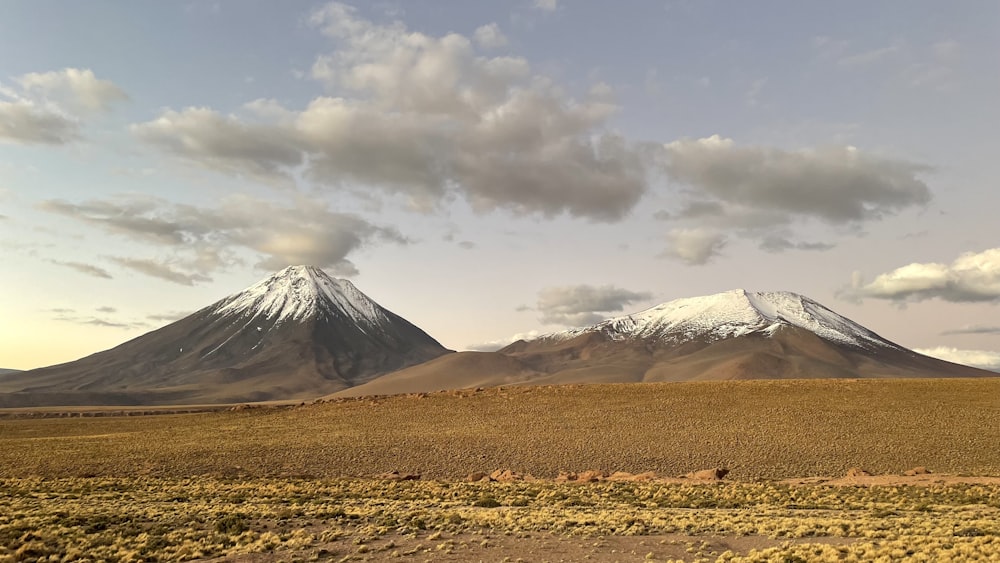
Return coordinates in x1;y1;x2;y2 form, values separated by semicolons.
2;1;999;370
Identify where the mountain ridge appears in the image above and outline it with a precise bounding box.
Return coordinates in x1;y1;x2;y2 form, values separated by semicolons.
334;289;994;397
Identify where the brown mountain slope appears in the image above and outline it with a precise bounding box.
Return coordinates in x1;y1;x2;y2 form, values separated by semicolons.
339;325;994;398
331;351;542;397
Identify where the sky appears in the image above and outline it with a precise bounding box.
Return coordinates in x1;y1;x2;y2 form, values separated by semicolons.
2;1;999;371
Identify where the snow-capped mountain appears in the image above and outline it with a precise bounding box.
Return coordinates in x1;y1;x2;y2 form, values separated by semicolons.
0;266;449;407
337;289;994;397
214;265;392;326
537;289;902;351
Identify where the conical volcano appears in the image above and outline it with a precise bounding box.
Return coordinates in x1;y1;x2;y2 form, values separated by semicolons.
0;266;449;407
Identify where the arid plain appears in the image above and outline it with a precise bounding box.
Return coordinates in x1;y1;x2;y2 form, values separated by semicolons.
4;379;1000;561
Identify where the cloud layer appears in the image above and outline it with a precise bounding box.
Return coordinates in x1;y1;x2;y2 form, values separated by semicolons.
536;284;653;326
39;194;405;283
656;135;932;263
846;247;1000;303
130;4;646;220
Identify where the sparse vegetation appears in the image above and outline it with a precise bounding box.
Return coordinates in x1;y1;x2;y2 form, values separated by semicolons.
3;379;1000;560
2;477;1000;561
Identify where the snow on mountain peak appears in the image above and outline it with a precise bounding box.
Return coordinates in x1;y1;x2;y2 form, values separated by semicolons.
212;265;389;325
544;289;899;350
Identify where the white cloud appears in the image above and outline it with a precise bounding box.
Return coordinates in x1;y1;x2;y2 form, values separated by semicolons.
914;347;1000;372
846;248;1000;303
16;68;127;113
473;23;508;49
662;228;727;265
837;43;902;68
536;284;653;326
533;0;558;12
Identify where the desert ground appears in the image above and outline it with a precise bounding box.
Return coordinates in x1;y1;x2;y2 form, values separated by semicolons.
4;378;1000;561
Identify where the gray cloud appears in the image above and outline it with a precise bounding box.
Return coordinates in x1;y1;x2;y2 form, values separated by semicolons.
50;260;113;279
147;310;192;323
759;235;834;253
131;107;303;184
0;100;80;145
49;306;146;330
40;193;406;283
652;135;933;263
131;4;646;221
111;257;211;286
661;136;931;224
536;284;653;326
914;347;1000;372
844;247;1000;303
661;228;727;265
942;325;1000;336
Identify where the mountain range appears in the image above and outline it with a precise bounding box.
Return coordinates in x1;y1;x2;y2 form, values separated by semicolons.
334;289;992;396
1;267;993;407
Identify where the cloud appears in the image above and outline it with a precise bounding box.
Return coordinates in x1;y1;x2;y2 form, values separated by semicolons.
131;107;303;184
466;330;543;352
111;257;211;286
942;325;1000;336
533;0;558;11
536;284;653;326
837;44;902;68
662;228;727;265
147;310;192;323
49;307;146;330
39;193;406;283
846;247;1000;303
759;235;834;253
473;23;508;49
0;100;80;145
50;260;113;279
661;136;931;224
133;3;645;221
0;68;125;145
913;347;1000;372
15;68;128;113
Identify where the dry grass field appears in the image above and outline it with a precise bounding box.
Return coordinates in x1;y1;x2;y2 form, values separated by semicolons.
3;379;1000;480
4;378;1000;561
